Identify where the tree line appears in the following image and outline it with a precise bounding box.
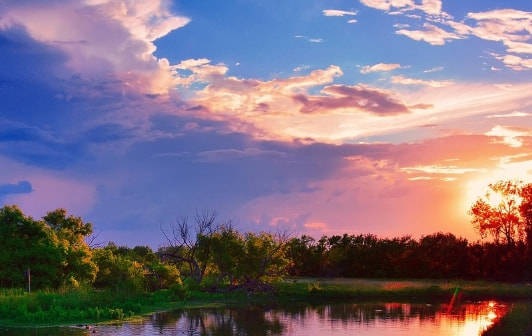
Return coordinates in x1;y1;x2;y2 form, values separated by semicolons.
0;180;531;292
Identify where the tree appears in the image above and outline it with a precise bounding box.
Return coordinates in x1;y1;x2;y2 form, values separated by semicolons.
160;210;219;283
43;209;97;286
236;232;289;284
92;245;145;291
206;225;245;284
519;183;532;278
0;205;63;289
470;180;524;245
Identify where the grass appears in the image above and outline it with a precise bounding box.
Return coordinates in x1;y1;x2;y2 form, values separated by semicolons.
0;287;248;327
483;302;532;336
1;278;532;327
281;278;532;300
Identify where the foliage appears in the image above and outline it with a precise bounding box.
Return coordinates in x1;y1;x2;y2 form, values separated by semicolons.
286;232;528;281
92;243;181;292
470;181;525;245
0;206;95;289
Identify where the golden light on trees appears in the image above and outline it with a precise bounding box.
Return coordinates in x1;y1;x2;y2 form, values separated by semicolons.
469;180;525;244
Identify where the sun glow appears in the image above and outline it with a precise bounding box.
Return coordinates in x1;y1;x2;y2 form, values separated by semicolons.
464;155;532;211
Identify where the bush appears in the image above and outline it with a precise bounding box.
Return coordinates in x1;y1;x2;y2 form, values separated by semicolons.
169;283;190;300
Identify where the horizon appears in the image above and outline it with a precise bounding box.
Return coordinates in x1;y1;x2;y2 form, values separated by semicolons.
0;0;531;247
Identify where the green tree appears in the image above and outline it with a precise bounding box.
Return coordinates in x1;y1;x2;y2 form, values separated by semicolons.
0;205;63;289
92;245;145;291
237;232;288;284
43;209;97;287
206;225;245;284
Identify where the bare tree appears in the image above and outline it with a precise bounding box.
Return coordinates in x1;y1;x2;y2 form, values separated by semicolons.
160;209;219;283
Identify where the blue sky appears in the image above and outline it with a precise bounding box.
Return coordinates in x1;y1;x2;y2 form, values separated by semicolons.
0;0;531;247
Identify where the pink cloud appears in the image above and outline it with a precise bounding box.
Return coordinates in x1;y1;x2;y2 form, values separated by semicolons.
0;0;190;94
396;23;463;45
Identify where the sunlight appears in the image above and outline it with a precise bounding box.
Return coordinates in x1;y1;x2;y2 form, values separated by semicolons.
463;155;532;211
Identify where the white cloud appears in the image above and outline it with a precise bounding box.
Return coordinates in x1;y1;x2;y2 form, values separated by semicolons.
322;9;358;17
359;0;445;16
491;53;532;71
391;75;453;87
0;0;190;95
485;125;531;148
393;23;410;28
295;35;324;43
396;23;463;45
487;111;530;118
424;66;444;73
444;9;532;70
293;65;311;72
361;63;402;74
401;165;483;174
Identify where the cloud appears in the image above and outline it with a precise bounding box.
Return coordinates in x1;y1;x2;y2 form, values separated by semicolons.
0;0;190;94
361;2;529;71
179;59;532;143
294;35;324;43
490;53;532;71
401;165;483;174
0;180;32;198
359;0;414;12
487;111;530;119
293;65;311;72
396;23;463;45
359;0;445;16
393;23;410;29
424;66;444;73
347;19;358;24
238;132;532;239
293;84;411;116
196;148;287;162
444;9;532;70
391;75;453;87
485;125;531;148
0;156;96;218
360;63;402;74
322;9;358;17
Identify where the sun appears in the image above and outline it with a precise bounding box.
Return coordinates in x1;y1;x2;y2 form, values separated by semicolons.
465;178;496;209
465;176;523;213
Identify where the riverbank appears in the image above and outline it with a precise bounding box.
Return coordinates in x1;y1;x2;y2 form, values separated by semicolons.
483;302;532;335
1;278;531;327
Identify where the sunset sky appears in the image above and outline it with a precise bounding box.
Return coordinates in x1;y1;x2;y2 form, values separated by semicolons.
0;0;531;246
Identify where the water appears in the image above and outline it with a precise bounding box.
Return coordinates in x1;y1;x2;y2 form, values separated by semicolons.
1;300;508;336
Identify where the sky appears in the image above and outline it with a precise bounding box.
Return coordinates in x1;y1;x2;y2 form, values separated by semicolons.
0;0;531;247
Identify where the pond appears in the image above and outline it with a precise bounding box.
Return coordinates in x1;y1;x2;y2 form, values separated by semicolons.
1;300;508;336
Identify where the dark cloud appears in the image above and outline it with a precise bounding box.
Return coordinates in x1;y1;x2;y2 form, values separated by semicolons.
293;84;411;115
0;180;33;198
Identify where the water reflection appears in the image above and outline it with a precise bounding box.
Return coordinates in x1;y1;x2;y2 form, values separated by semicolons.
1;300;508;336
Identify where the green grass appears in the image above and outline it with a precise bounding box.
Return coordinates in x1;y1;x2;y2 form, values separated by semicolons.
2;278;532;327
483;302;532;336
0;287;243;327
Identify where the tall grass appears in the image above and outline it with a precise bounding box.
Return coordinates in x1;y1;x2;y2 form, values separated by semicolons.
0;287;182;325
